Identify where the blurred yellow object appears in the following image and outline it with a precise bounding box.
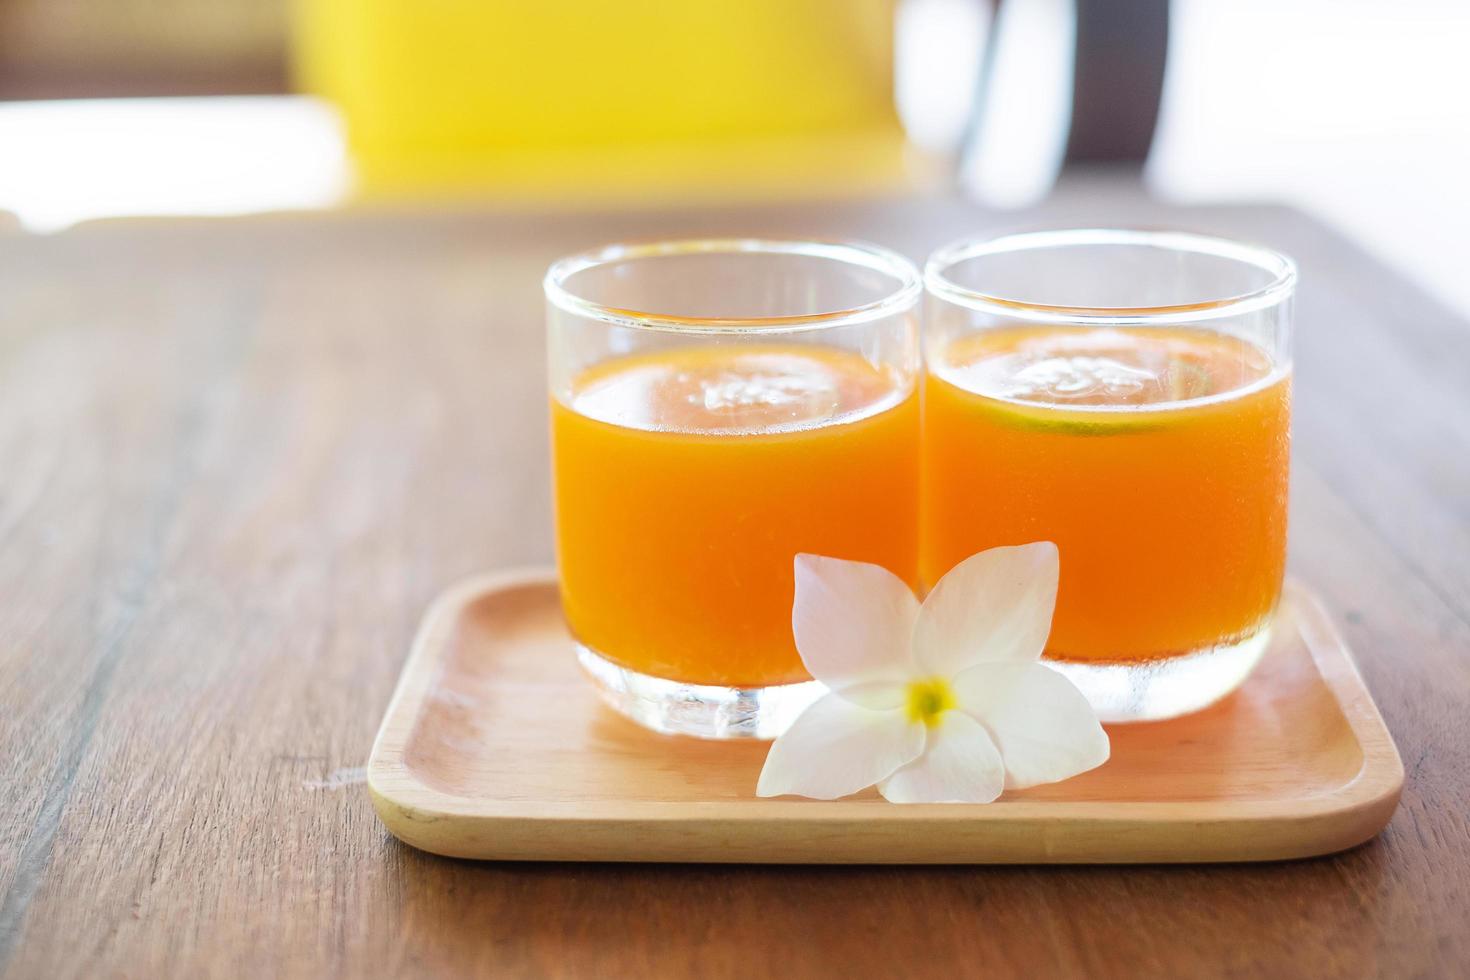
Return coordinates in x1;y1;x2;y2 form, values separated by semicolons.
291;0;914;201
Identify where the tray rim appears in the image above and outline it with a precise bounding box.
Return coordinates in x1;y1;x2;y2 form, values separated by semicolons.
368;567;1404;863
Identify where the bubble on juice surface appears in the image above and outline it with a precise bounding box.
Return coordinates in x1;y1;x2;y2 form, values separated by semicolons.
941;327;1272;408
1002;354;1160;402
571;347;900;433
682;357;841;420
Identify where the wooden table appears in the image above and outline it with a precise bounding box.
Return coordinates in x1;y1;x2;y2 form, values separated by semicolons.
2;188;1467;978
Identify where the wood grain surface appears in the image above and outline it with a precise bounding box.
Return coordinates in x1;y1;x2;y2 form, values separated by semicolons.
1;186;1467;977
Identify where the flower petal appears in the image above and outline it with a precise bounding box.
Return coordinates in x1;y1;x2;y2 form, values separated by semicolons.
877;711;1005;804
913;541;1059;676
756;692;923;800
792;553;919;707
952;662;1110;789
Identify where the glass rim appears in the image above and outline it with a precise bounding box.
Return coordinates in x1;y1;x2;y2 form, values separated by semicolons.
924;228;1298;325
543;238;922;335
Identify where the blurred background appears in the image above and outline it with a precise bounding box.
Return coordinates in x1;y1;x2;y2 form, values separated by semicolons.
0;0;1466;310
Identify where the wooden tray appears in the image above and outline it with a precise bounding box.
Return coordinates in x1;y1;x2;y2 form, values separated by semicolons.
368;570;1402;863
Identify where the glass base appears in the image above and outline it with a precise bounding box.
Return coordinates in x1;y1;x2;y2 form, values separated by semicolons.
1047;626;1272;723
577;644;824;740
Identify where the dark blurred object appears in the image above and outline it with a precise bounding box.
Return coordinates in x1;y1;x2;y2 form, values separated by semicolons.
0;0;287;98
1066;0;1169;163
957;0;1168;183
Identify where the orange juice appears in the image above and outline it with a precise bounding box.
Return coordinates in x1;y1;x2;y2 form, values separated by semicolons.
921;326;1290;662
553;344;917;687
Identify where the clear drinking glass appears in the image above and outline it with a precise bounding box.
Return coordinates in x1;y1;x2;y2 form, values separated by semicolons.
546;239;922;738
921;229;1296;721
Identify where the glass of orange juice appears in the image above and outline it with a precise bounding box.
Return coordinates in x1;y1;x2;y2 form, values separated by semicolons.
546;240;921;738
922;230;1295;722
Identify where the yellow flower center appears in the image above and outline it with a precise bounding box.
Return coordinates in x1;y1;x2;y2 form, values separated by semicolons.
905;677;957;727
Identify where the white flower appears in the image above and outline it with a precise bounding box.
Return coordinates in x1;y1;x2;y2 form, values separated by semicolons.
757;542;1109;803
